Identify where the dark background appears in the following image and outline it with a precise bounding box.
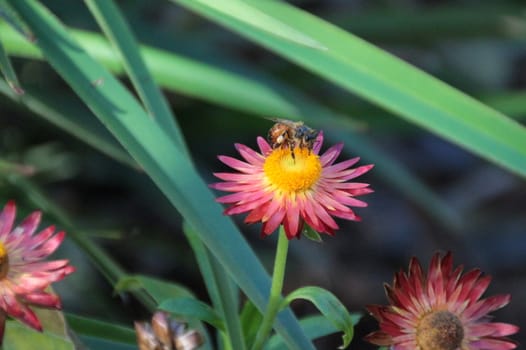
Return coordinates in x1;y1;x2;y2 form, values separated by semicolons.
0;0;524;349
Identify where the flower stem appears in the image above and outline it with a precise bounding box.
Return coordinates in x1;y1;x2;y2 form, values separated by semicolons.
250;226;289;350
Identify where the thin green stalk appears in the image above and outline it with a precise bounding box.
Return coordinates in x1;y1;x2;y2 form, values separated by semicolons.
251;227;289;350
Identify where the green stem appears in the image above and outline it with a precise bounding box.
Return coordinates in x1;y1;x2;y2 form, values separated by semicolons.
250;226;289;350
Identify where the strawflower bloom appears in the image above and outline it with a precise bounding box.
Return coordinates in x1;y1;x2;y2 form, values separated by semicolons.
210;133;373;239
0;201;75;343
365;251;519;350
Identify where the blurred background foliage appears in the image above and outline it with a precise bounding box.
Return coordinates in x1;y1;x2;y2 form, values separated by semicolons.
0;0;525;349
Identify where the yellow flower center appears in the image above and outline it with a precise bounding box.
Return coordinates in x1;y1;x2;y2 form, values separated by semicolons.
263;147;322;193
0;242;9;279
416;310;464;350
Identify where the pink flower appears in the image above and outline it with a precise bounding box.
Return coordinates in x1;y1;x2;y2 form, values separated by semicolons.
365;252;519;350
210;133;373;239
0;201;75;343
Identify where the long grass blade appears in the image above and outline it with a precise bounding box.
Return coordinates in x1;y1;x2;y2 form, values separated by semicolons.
6;1;313;348
83;0;187;154
173;0;526;177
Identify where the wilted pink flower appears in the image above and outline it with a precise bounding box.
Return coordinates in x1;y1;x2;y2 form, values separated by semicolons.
0;201;74;342
366;252;519;350
210;133;373;239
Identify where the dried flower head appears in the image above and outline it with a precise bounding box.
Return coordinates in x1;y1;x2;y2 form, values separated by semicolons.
135;311;204;350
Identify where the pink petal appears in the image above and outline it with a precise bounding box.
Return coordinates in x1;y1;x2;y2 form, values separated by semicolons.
21;292;61;309
312;131;324;154
324;157;360;174
0;201;16;239
283;203;300;239
211;182;264;193
16;211;42;240
470;337;518;350
310;201;339;231
244;202;271;223
24;231;66;259
27;225;57;250
261;208;286;235
464;294;511;320
212;172;260;182
218;156;258;174
319;144;344;166
235;143;264;165
468;322;519;337
257;137;272;155
16;304;42;331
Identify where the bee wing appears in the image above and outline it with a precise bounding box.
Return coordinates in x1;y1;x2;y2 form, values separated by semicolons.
265;117;303;127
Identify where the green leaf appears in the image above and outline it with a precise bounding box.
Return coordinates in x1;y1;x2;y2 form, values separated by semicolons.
115;275;194;304
159;297;225;331
183;222;246;350
65;314;136;344
0;21;461;229
77;336;137;350
0;0;34;42
0;38;23;94
282;286;355;349
6;1;313;348
193;0;325;50
239;300;262;348
265;314;361;350
4;309;74;350
174;0;526;177
302;225;323;243
84;0;187;153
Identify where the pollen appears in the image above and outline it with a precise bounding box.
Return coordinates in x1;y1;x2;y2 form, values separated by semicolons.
263;147;322;193
0;242;9;279
416;310;464;350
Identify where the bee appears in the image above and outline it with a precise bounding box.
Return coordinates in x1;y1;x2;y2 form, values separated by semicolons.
267;119;319;157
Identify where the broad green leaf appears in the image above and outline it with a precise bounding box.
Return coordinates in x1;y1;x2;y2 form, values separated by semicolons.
66;314;136;344
4;309;74;350
282;286;355;349
0;22;461;230
174;0;526;177
193;0;325;50
115;275;194;304
6;1;313;348
159;297;225;331
265;314;361;350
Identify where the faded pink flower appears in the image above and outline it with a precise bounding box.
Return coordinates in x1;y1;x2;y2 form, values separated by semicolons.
0;201;74;342
366;252;519;350
210;133;373;239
